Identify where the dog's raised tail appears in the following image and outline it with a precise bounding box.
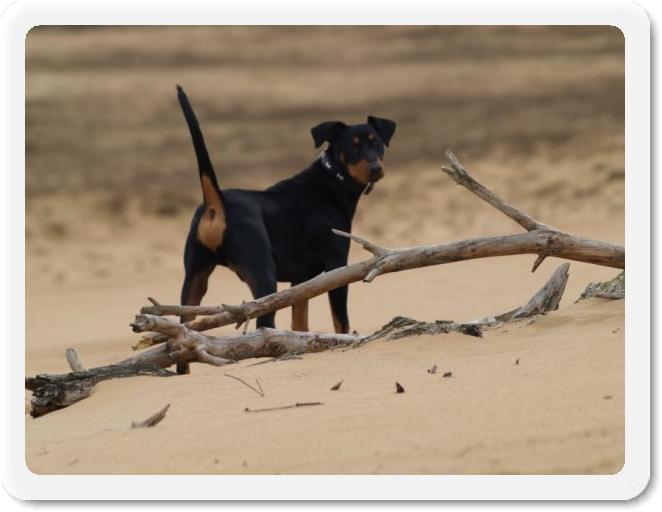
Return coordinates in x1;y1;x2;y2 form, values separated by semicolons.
176;85;223;208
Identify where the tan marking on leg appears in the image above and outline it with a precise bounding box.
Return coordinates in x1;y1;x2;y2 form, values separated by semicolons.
291;300;309;332
197;175;226;251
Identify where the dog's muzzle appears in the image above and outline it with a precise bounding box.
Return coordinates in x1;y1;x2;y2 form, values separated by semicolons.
363;161;383;195
368;161;383;178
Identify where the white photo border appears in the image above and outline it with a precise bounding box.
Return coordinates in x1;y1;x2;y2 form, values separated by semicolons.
1;0;650;501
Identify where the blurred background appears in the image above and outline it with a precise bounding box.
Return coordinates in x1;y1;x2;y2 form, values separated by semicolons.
25;26;624;355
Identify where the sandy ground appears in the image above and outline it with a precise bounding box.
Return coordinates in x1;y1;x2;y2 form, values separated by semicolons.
24;26;624;474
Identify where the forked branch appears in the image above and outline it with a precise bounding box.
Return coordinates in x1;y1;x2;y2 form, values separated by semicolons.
139;163;622;344
27;263;573;417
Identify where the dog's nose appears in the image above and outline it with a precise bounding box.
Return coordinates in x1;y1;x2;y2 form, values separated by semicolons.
368;162;382;176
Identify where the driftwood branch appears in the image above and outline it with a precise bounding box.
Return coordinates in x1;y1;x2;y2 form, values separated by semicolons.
26;262;571;417
137;152;623;348
469;263;570;325
137;226;622;345
579;271;625;300
27;327;364;417
25;363;174;418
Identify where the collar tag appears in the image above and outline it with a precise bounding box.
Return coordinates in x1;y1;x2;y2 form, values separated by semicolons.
319;151;333;170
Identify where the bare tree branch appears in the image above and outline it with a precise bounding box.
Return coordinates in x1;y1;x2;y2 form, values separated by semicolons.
440;149;551;232
471;263;570;325
26;263;573;417
138;230;622;347
138;152;623;346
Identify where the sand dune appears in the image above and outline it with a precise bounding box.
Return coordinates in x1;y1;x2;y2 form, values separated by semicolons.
26;297;623;475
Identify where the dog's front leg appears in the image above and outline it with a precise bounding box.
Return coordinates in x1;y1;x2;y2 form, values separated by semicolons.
328;286;350;334
291;299;309;332
244;267;277;329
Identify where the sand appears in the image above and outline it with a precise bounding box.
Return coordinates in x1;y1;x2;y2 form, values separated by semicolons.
24;26;624;474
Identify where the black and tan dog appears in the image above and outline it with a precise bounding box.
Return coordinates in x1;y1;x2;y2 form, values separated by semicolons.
176;85;396;373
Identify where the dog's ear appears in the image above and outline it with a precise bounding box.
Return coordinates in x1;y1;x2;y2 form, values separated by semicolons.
367;116;396;147
311;121;347;148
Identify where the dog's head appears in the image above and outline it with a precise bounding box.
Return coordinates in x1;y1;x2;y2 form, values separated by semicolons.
311;116;396;189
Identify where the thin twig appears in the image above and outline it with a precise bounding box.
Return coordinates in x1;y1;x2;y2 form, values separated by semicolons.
244;402;323;413
332;229;388;256
225;373;265;397
255;378;264;395
531;253;547;273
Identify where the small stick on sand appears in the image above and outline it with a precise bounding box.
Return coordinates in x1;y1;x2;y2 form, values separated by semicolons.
255;378;264;395
330;380;343;391
225;374;265;397
244;402;323;413
396;382;405;393
130;403;171;428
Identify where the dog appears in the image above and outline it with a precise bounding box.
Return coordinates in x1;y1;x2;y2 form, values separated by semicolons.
175;85;396;373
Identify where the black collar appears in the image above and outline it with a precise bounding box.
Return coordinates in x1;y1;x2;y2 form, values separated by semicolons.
319;151;373;195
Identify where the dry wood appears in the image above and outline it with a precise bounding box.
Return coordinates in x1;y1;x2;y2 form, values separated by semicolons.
137;151;623;348
25;363;174;418
225;374;265;397
130;403;171;428
27;325;364;416
244;402;323;413
27;262;570;417
65;348;86;372
470;263;570;326
579;271;625;300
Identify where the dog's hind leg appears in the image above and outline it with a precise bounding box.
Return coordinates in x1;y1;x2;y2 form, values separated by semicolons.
223;225;277;329
177;264;215;374
178;235;217;374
